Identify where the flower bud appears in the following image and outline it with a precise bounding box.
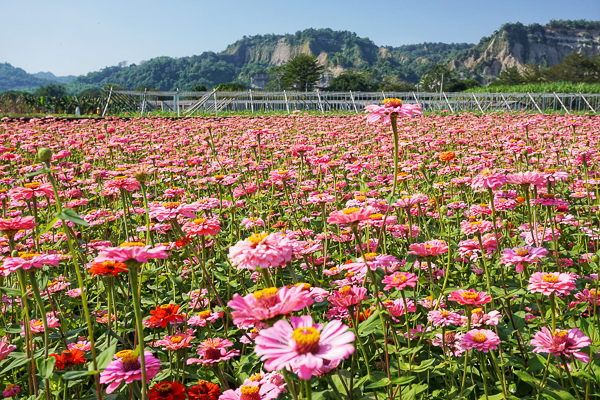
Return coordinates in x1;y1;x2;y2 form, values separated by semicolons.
37;147;53;162
592;255;599;263
521;148;528;156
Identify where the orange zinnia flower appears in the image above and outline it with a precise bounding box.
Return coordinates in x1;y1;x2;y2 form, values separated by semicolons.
88;261;128;277
439;151;456;162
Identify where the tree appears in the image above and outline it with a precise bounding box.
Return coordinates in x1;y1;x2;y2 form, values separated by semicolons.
280;54;325;91
328;71;377;91
214;82;246;91
544;53;600;83
378;75;416;92
265;66;285;91
192;84;208;92
419;65;461;92
490;67;524;86
35;83;67;98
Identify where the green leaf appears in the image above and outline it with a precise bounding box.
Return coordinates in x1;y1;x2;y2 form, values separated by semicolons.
0;287;22;297
63;370;94;380
0;354;31;375
24;168;50;178
36;216;59;239
54;208;90;227
37;356;56;379
95;342;117;371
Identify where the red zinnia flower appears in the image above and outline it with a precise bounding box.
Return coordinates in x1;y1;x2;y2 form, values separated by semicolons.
148;304;186;328
188;380;221;400
148;381;187;400
50;349;87;370
88;261;128;277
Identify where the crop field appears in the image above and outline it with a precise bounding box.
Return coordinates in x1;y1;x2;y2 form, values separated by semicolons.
0;105;599;400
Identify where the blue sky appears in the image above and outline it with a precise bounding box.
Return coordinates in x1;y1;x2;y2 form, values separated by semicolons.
2;0;599;76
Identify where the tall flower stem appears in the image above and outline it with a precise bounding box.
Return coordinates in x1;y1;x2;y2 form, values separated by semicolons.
43;159;102;400
347;305;372;376
390;113;400;197
127;263;148;400
27;270;52;400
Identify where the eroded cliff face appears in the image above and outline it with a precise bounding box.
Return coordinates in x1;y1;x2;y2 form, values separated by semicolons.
451;28;600;77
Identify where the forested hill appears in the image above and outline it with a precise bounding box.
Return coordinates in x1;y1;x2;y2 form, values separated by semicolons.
2;20;600;93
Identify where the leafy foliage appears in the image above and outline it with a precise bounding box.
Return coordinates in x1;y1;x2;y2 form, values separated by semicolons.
279;54;324;91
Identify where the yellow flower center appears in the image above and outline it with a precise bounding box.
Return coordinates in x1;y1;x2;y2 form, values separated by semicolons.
543;275;559;283
554;330;568;337
515;248;530;256
157;383;173;394
296;282;311;290
339;286;351;294
363;252;377;261
170;336;183;344
194;218;207;224
461;292;479;299
393;274;407;283
197;310;211;319
248;233;268;245
249;373;262;382
342;208;359;214
253;287;278;300
472;308;483;314
116;350;133;359
369;214;384;220
240;385;260;396
470;221;483;226
120;242;145;247
292;327;320;354
162;202;181;209
20;253;41;261
473;333;487;343
383;98;402;107
24;182;40;189
34;320;44;327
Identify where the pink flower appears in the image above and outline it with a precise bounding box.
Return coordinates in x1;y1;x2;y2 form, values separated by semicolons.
432;332;464;357
471;169;506;190
240;217;265;229
254;315;355;380
506;171;546;187
427;310;461;327
530;327;591;362
461;309;502;328
383;298;416;318
187;338;239;365
219;381;281;400
1;253;61;276
328;286;367;308
365;99;422;124
94;242;168;265
528;272;576;296
228;232;293;270
460;329;501;352
181;217;221;236
8;183;54;201
2;384;19;398
408;240;448;257
67;340;92;352
327;207;375;226
228;286;314;328
0;336;16;362
343;253;398;273
501;246;549;273
448;289;492;306
148;201;195;221
99;350;161;394
382;272;418;291
154;331;194;351
0;216;37;235
460;219;493;236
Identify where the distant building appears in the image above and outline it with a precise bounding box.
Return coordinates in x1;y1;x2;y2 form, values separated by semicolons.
251;74;269;89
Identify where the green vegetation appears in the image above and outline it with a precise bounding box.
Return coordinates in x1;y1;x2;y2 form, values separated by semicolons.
279;54;324;91
467;82;600;93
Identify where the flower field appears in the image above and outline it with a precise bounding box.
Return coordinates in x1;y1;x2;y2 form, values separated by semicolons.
0;107;599;400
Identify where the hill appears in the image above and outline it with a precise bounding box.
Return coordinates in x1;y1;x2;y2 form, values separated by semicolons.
2;20;600;93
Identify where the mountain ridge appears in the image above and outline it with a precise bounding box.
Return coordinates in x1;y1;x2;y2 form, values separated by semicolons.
2;20;599;93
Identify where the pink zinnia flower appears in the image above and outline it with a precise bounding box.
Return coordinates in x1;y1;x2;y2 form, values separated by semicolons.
506;171;546;187
327;207;375;226
94;242;168;265
432;332;464;357
383;298;416;318
0;216;37;236
187;338;239;365
228;285;314;328
328;286;367;308
254;315;355;380
531;327;591;362
408;240;448;257
365;99;422;124
8;182;54;201
99;350;161;394
448;289;492;306
461;308;502;328
528;272;576;296
240;217;265;229
471;169;506;190
67;340;92;352
343;253;398;273
228;232;293;270
460;329;501;352
460;219;493;236
154;331;194;351
382;272;418;291
0;336;16;361
2;384;19;398
182;217;221;236
148;201;195;221
1;253;61;276
501;246;549;273
427;310;461;327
